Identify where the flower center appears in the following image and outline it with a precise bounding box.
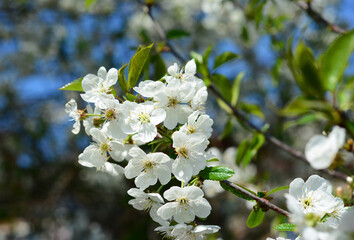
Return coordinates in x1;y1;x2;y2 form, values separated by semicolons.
177;197;188;205
301;197;313;209
100;142;110;153
143;160;155;171
176;147;189;159
187;125;196;134
138;112;151;124
105;108;117;120
167;97;179;108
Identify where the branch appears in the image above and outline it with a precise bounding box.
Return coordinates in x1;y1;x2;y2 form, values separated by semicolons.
296;1;347;34
143;3;350;182
221;180;290;218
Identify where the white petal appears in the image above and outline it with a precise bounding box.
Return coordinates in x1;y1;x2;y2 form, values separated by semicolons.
101;162;124;176
185;59;196;74
105;68;118;87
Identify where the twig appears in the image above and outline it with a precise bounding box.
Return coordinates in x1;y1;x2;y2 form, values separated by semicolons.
143;3;349;182
296;1;347;34
222;180;290;217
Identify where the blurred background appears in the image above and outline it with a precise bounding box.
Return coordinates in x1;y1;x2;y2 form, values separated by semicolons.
0;0;353;239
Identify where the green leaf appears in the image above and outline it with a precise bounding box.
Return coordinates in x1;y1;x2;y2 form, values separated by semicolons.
59;77;84;92
125;93;137;102
274;223;296;232
128;43;153;89
294;42;324;98
286;40;323;99
266;185;289;196
247;207;265;228
239;102;264;119
236;139;249;165
207;158;219;163
280;97;333;117
220;118;233;140
320;30;354;91
213;52;240;69
118;63;129;93
153;54;166;79
283;113;324;130
212;74;232;102
85;0;97;10
220;182;255;201
199;166;235;181
231;72;245;107
203;44;213;66
166;29;190;39
236;133;265;167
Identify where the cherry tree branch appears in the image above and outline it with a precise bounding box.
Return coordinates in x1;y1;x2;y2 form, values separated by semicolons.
143;3;349;182
295;1;347;34
221;180;290;217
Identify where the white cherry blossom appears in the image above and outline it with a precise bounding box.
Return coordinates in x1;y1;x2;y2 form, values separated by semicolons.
172;131;209;182
128;101;166;143
78;128;126;170
125;147;172;190
83;103;101;135
127;188;168;225
65;99;81;134
133;80;164;98
101;98;132;140
154;83;193;129
157;186;211;224
165;59;203;86
305;126;346;169
286;175;337;217
169;224;220;240
179;111;213;138
80;66;117;108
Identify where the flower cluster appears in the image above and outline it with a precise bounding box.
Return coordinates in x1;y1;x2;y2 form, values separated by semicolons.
284;175;352;240
65;60;219;239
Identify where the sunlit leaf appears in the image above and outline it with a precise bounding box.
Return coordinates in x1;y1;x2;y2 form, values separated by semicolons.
118;63;128;93
231;72;245;107
247;207;265;228
128;43;153;89
59;77;84;92
220;182;255;201
320;30;354;91
274;223;296;231
166;29;190;39
199;166;234;181
213;52;240;69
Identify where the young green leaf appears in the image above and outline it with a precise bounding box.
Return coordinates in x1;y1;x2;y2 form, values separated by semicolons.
212;74;232;102
166;29;190;39
213;51;240;69
128;43;153;89
266;185;289;196
199;166;234;181
239;102;264;119
59;77;84;92
125;93;137;102
118;63;128;93
320;30;354;91
220;182;255;201
295;42;324;99
231;71;245;107
85;0;97;10
220;118;233;140
247;207;265;228
273;223;296;232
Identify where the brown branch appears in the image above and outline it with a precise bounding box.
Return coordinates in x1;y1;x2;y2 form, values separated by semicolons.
221;180;290;218
296;1;347;34
143;3;349;182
